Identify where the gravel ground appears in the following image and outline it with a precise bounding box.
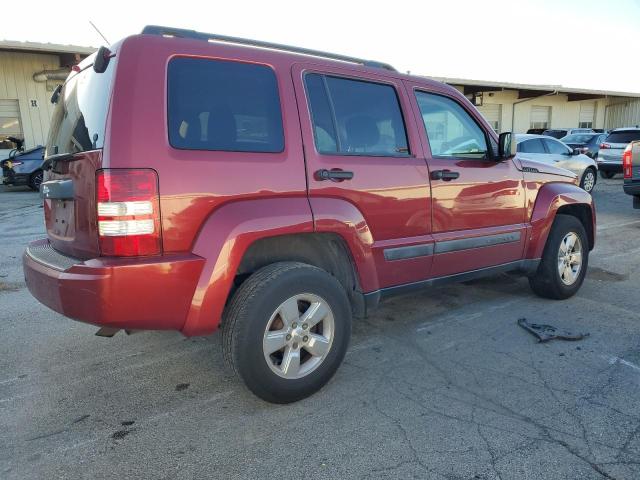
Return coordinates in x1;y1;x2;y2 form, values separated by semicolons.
1;177;640;480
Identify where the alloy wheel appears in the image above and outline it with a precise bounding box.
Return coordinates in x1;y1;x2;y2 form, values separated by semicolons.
263;293;334;379
557;232;582;286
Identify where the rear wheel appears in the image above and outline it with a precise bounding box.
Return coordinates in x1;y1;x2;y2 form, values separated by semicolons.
579;167;596;192
599;170;615;179
529;214;588;300
28;170;43;191
222;262;351;403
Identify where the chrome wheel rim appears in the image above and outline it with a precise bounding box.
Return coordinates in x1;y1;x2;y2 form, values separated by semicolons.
33;171;43;188
263;293;334;379
583;171;595;192
557;232;583;286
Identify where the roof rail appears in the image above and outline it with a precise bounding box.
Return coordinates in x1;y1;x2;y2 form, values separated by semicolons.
141;25;396;72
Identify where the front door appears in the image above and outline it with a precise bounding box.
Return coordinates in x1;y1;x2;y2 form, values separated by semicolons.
292;64;432;289
406;85;527;277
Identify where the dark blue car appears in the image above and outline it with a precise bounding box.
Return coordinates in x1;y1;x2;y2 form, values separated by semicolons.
1;141;45;191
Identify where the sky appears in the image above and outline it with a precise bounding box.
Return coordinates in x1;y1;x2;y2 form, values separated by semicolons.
4;0;640;93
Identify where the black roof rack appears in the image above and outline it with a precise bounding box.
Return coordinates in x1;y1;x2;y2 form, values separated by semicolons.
141;25;396;72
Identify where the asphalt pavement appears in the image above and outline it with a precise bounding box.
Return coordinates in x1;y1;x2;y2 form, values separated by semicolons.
1;178;640;480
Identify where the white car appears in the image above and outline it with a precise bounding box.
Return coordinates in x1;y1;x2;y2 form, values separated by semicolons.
515;134;598;192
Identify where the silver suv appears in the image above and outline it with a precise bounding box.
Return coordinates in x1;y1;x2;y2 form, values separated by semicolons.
597;128;640;178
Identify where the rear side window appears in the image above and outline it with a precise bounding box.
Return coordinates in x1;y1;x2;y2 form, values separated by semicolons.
517;138;546;153
304;73;409;156
605;130;640;144
543;138;570;154
168;58;284;153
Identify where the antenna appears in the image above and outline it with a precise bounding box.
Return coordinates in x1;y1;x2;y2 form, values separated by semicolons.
89;20;110;45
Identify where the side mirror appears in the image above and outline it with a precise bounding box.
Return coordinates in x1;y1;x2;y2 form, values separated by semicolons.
498;132;516;159
572;148;581;156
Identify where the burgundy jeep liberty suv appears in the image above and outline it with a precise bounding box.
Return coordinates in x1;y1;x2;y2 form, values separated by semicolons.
24;26;595;403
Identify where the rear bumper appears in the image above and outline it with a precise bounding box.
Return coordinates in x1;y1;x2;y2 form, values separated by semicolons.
23;239;205;332
623;181;640;197
596;161;622;173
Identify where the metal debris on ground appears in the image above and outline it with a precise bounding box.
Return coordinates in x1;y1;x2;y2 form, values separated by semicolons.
517;318;590;343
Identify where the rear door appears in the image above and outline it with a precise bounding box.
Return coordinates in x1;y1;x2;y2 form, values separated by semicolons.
292;64;432;289
43;52;115;259
406;84;527;277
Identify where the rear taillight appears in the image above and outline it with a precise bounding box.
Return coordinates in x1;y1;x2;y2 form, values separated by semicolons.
622;144;633;179
96;169;162;256
600;143;611;149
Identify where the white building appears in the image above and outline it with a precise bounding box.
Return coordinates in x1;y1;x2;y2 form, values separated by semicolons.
429;77;640;133
0;40;94;159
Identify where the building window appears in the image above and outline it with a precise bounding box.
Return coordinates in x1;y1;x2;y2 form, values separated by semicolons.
579;102;595;130
477;104;502;133
530;105;551;130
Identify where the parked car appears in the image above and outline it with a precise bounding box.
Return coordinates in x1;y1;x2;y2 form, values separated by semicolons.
543;128;594;139
597;128;640;178
560;132;607;159
623;141;640;208
0;140;45;191
23;26;596;403
515;134;598;192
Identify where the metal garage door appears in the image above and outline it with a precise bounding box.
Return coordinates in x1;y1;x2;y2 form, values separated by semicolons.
579;102;595;128
0;100;23;154
478;104;501;133
530;106;551;129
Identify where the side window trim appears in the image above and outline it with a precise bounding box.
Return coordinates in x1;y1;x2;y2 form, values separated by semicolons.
320;75;343;152
303;71;412;158
414;89;493;161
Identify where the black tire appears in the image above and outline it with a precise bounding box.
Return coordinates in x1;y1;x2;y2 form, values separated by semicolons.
599;170;615;179
529;214;589;300
28;170;43;191
222;262;351;403
579;167;596;192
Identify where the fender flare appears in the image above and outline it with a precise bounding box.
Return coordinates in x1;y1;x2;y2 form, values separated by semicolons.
526;182;595;259
181;196;378;336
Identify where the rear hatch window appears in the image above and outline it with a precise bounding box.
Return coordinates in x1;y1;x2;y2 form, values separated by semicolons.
605;130;640;146
47;57;115;156
44;52;116;259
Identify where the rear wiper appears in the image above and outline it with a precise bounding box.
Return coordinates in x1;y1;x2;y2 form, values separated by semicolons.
41;152;76;171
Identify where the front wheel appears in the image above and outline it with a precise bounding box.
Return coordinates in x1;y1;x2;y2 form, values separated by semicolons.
28;170;43;191
222;262;351;403
580;167;596;193
529;214;589;300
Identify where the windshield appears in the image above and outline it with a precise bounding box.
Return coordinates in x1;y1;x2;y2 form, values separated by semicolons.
561;134;596;143
46;54;115;157
605;130;640;145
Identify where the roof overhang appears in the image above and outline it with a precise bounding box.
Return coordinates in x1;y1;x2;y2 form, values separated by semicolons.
0;40;96;56
427;76;640;100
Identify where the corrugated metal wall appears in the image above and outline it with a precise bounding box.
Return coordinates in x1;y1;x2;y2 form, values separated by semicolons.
605;99;640;129
0;50;60;150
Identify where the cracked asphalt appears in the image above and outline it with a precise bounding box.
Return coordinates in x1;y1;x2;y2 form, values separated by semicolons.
2;177;640;480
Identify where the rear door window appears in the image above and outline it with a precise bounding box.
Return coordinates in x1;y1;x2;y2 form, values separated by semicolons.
168;58;284;153
517;138;546;153
543;138;570;155
304;73;409;156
